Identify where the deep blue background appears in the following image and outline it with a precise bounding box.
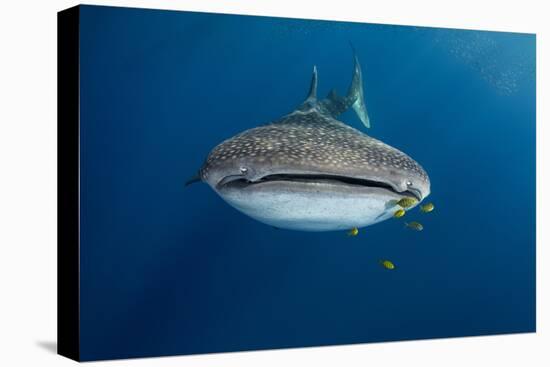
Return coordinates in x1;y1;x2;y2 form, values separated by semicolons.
78;5;536;361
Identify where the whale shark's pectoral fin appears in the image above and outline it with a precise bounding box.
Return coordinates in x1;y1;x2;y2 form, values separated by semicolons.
184;173;201;187
317;52;371;128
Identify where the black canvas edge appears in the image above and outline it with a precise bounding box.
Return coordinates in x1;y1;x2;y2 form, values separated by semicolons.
57;5;81;362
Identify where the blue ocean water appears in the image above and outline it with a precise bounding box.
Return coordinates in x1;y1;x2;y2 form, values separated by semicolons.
78;5;536;361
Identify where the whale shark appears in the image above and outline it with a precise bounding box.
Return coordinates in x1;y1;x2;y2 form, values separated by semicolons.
188;53;430;231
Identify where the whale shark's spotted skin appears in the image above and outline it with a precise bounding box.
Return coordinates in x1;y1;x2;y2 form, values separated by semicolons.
201;111;428;185
191;54;431;231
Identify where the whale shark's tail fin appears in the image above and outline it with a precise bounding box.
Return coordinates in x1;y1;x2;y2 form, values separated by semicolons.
347;52;370;128
305;50;370;128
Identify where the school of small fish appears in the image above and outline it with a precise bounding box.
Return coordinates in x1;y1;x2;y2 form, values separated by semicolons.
345;200;435;270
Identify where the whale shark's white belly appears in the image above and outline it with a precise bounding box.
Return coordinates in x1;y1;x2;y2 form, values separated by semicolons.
217;180;416;231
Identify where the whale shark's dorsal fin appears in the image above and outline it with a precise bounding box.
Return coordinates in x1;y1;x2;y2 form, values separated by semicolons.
298;51;370;128
328;89;338;100
298;66;318;111
307;65;318;102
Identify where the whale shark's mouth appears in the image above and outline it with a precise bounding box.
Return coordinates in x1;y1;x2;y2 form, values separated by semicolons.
219;173;422;201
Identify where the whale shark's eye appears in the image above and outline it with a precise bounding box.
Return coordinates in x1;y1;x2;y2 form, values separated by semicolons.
406;180;413;187
240;166;248;175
